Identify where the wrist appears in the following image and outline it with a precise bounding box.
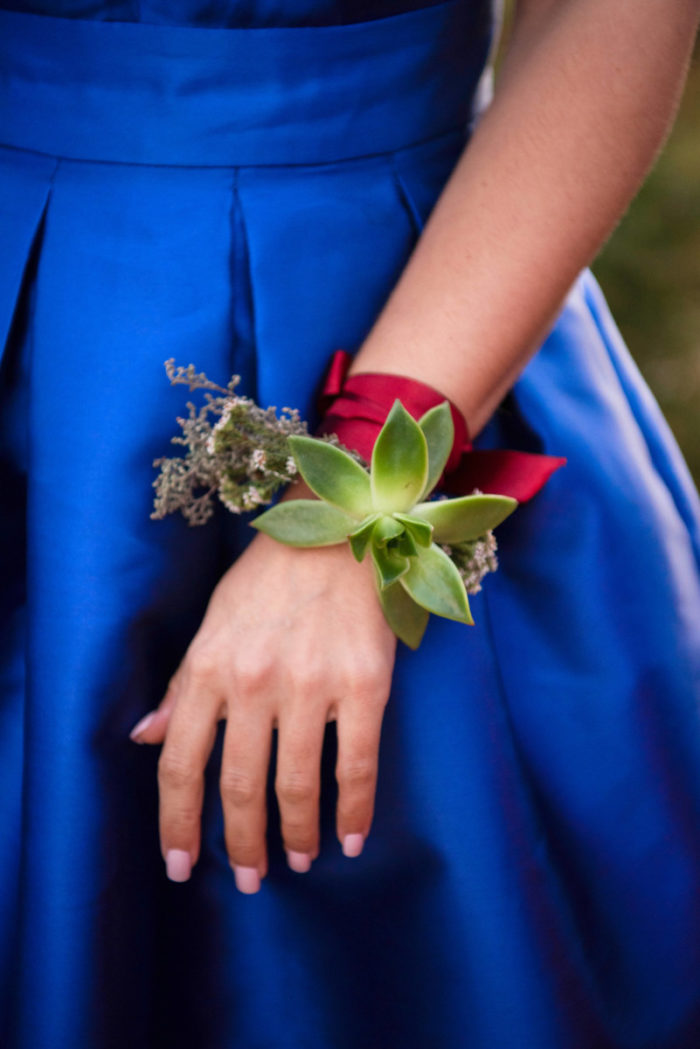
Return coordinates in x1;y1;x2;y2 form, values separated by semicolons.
314;348;566;503
314;348;469;476
278;477;318;503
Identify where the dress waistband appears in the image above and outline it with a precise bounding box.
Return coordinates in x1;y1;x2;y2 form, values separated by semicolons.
0;2;493;167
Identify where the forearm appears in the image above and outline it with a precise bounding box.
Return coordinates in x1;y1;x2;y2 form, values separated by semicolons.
351;0;700;436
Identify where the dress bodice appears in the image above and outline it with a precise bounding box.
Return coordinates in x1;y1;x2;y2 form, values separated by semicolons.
0;0;459;27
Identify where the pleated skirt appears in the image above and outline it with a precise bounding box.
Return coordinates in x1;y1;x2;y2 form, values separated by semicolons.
1;4;700;1048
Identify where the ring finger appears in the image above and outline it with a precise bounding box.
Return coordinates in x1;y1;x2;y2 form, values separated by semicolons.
334;699;384;858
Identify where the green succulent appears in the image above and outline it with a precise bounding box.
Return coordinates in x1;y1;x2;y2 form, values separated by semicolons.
251;400;517;649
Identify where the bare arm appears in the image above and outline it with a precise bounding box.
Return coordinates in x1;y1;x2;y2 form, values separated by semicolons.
351;0;700;436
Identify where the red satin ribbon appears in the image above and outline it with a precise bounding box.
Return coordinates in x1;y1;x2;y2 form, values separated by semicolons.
315;349;567;503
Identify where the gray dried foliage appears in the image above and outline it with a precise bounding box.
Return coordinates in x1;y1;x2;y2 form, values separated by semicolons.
151;359;361;526
440;532;499;595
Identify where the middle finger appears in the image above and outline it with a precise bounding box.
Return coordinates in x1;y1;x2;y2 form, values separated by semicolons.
275;704;328;873
221;707;273;894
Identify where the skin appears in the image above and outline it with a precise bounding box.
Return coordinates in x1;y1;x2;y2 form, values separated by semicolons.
130;0;700;892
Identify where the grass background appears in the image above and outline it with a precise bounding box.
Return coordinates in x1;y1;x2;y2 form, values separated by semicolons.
495;8;700;485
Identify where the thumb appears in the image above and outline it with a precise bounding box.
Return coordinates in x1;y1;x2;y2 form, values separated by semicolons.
129;674;180;745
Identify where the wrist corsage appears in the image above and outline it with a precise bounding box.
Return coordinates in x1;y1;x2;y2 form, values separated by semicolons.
152;354;566;649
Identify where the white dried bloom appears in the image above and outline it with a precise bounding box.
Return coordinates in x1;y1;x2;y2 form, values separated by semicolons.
242;486;264;510
219;491;244;515
249;448;267;471
205;398;241;455
286;456;298;476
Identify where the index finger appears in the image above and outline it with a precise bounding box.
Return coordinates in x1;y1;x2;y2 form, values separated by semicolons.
157;675;220;881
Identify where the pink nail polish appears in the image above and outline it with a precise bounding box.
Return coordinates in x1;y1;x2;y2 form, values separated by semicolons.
166;849;192;882
342;833;364;858
286;850;312;873
232;865;261;894
129;711;156;742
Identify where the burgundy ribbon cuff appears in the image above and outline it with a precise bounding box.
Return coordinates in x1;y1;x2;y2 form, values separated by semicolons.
315;349;566;503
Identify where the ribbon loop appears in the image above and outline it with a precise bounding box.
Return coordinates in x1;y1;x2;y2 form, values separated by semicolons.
316;349;566;501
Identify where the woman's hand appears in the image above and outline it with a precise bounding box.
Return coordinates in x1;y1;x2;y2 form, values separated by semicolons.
129;484;397;893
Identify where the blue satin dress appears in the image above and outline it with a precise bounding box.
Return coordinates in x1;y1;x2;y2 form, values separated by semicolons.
1;2;699;1047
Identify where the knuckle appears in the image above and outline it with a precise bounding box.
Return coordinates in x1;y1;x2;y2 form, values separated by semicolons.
336;758;376;791
233;658;270;695
184;642;220;685
343;665;390;704
283;832;317;853
220;768;260;807
288;664;324;696
337;793;375;829
276;773;317;806
281;805;316;830
282;812;316;835
166;805;201;834
226;838;262;865
281;811;318;851
158;752;200;790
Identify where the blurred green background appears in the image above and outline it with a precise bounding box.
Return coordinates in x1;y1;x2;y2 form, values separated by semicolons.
593;48;700;486
496;7;700;486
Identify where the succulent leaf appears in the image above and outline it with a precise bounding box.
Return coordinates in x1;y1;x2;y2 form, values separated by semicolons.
347;513;381;562
417;402;454;499
411;494;517;543
392;512;433;548
370;400;428;513
372;515;405;547
370;541;410;589
400;543;473;623
394;530;418;559
288;435;372;517
376;579;430;650
251;499;357;546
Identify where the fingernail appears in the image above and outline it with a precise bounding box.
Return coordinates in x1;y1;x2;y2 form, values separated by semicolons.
232;865;261;894
342;833;364;858
286;850;312;873
129;711;156;742
166;849;192;882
